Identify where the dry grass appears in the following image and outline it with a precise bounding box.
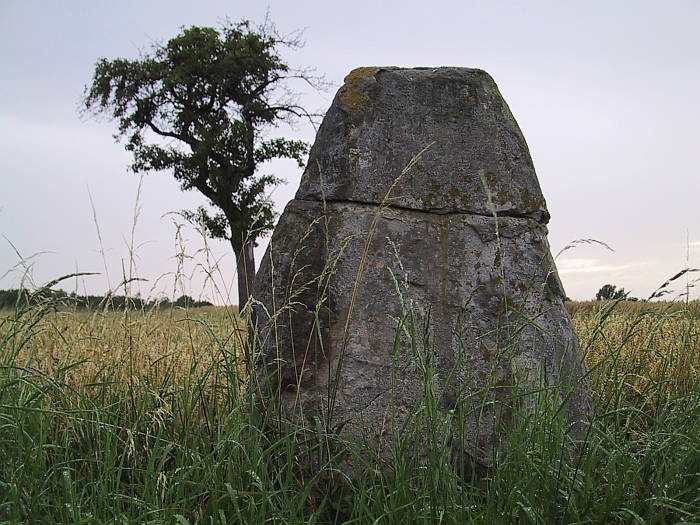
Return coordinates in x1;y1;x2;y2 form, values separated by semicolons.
569;300;699;411
3;305;247;395
4;300;697;408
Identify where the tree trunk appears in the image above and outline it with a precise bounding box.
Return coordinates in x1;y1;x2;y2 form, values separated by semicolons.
232;236;256;313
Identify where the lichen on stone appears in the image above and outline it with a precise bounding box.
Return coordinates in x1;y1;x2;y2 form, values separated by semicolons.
339;67;377;111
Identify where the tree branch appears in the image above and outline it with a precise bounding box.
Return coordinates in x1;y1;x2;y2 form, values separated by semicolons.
192;168;218;203
147;121;198;148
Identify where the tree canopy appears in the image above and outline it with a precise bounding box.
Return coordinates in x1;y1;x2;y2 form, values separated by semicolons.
83;20;319;307
596;284;629;301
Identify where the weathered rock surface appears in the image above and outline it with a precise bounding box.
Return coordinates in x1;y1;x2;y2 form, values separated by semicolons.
251;67;591;473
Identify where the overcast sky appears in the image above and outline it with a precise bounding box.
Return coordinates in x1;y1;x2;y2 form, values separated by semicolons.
1;0;698;304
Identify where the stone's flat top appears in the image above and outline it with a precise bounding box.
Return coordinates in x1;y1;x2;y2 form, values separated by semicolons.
296;66;549;223
342;66;492;79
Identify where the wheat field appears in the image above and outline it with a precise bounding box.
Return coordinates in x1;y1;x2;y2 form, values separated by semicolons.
6;300;697;402
6;305;246;393
572;301;699;411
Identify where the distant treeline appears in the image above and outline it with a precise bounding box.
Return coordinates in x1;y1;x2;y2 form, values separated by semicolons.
0;288;213;311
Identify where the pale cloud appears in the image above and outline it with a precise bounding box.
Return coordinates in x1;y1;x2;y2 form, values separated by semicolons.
557;258;636;275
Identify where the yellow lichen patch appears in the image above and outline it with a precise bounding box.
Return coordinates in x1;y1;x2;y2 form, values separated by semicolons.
340;67;377;111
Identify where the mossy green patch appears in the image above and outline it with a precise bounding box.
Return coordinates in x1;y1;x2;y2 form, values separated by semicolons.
519;186;544;212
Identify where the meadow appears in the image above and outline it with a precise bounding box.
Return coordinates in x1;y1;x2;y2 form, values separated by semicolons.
1;289;698;523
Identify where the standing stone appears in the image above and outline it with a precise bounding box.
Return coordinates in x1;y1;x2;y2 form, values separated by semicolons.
251;67;591;475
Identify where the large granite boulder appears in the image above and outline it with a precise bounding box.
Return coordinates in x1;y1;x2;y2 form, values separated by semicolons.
251;67;591;474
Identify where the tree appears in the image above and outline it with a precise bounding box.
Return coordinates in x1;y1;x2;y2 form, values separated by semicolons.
83;20;318;309
595;284;628;301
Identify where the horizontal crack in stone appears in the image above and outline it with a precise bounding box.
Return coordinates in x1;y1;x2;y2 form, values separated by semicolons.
296;196;550;224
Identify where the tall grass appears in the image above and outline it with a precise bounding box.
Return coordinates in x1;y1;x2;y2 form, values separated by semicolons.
1;279;698;522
